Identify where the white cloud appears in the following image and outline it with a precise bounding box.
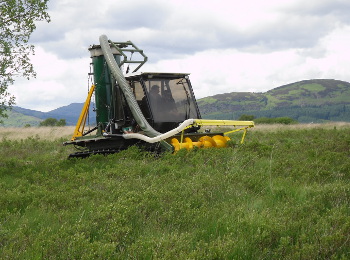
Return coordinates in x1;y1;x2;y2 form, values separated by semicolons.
8;0;350;111
11;47;90;111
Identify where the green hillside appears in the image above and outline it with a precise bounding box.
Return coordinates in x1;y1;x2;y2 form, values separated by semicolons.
1;110;42;127
198;79;350;122
3;79;350;127
1;103;95;127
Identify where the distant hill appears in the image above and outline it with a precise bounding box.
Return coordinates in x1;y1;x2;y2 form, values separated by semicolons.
0;110;42;127
1;103;95;127
2;79;350;127
197;79;350;123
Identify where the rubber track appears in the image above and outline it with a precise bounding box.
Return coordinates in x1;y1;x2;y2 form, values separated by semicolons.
68;149;120;159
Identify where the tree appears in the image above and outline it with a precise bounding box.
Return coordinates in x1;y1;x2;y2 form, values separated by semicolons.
39;117;57;126
238;114;255;121
56;119;66;126
39;118;66;127
0;0;50;121
254;116;298;125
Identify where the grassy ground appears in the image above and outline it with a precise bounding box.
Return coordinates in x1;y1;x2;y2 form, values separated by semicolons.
0;126;75;140
0;124;349;259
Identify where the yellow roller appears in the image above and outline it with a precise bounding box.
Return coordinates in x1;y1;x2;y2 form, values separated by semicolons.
212;135;230;148
171;135;231;152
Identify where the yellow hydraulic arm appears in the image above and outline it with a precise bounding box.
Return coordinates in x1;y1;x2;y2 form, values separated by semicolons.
191;119;255;144
171;119;254;151
71;85;96;141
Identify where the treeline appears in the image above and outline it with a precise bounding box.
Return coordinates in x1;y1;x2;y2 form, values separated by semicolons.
238;115;297;125
23;118;67;128
202;104;350;123
39;118;66;127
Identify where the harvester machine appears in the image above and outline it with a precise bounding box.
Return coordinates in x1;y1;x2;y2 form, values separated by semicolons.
64;35;254;158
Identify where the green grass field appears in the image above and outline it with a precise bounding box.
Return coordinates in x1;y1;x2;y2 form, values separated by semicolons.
0;125;349;259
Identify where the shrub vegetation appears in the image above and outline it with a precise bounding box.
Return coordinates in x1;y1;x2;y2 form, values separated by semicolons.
39;118;66;127
254;116;298;125
239;114;298;125
0;126;349;259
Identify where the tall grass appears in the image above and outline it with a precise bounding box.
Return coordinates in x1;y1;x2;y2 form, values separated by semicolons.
0;124;349;259
0;126;75;140
1;122;349;140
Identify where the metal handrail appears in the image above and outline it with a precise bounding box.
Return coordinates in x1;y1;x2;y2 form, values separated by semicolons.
108;40;148;72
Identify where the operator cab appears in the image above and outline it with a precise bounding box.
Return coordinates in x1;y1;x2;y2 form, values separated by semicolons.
125;72;202;133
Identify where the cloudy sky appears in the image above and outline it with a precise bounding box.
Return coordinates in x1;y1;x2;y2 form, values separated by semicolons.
10;0;350;111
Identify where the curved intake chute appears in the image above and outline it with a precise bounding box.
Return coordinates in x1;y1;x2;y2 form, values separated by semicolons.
99;34;161;138
122;119;195;143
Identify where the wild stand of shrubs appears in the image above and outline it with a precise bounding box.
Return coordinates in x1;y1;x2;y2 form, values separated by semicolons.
39;117;66;127
0;126;349;259
239;114;298;125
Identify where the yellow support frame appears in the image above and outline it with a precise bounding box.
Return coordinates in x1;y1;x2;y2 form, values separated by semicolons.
71;85;96;141
186;119;255;144
193;119;254;127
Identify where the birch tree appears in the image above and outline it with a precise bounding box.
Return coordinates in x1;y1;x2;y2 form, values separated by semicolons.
0;0;50;120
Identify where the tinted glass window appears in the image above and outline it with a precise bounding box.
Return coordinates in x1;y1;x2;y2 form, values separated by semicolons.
142;77;199;122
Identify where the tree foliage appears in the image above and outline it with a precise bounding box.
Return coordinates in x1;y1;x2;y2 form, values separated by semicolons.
0;0;50;120
254;116;298;125
39;118;66;127
238;114;255;121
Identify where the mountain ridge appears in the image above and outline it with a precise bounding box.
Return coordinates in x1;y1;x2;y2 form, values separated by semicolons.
198;79;350;122
1;103;96;127
2;79;350;127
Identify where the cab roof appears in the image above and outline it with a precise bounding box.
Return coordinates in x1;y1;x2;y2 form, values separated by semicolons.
125;72;190;80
